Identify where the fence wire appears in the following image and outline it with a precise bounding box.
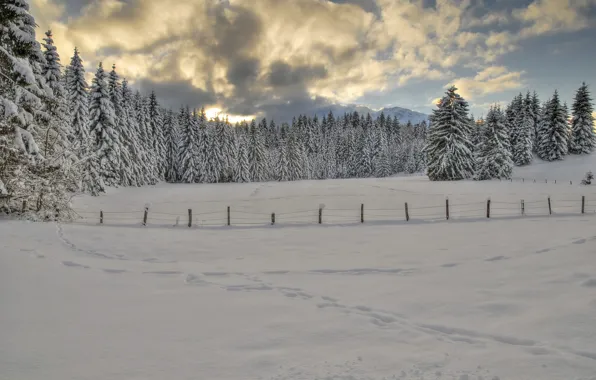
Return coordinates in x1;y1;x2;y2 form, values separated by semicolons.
67;196;595;228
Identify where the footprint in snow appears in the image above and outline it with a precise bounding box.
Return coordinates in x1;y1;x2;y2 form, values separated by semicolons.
485;256;507;262
61;261;90;269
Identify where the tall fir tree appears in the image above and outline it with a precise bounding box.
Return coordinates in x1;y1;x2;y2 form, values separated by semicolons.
235;133;250;183
164;109;180;182
0;0;71;215
107;65;135;186
178;107;198;183
88;62;120;186
475;106;513;180
425;86;475;181
569;83;595;154
537;90;569;161
66;47;89;155
40;29;71;157
512;94;534;166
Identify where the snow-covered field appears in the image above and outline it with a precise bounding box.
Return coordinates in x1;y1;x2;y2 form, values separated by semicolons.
2;157;596;380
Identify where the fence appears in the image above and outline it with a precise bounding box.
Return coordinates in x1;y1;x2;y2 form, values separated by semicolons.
70;195;596;228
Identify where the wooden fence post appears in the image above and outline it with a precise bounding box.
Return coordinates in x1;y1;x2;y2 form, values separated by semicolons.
446;198;450;220
521;200;525;216
188;209;192;228
548;197;552;215
143;207;148;226
582;196;585;214
227;206;231;226
21;200;27;213
405;202;409;222
100;210;103;224
486;199;491;219
271;213;275;225
319;207;322;224
360;204;364;223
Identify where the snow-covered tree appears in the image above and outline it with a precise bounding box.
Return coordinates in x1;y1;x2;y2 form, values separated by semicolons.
177;107;198;183
475;106;513;180
0;0;75;218
88;62;120;187
66;47;89;155
164;109;180;182
569;83;595;154
277;138;290;181
537;90;569;161
425;86;475;181
235;133;250;183
249;119;267;181
512;94;534;166
108;65;135;186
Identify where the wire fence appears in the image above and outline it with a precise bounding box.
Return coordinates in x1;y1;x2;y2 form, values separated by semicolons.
68;195;596;229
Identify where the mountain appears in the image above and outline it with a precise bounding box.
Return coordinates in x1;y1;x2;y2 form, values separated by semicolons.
274;104;430;125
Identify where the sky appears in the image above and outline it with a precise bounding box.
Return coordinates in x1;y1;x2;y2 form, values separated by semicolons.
30;0;596;122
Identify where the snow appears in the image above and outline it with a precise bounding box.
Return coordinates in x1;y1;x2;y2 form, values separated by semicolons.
3;157;596;380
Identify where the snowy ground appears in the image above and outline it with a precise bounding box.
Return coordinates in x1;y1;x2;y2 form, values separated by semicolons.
2;157;596;380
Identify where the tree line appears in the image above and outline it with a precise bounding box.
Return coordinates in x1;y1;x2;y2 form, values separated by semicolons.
426;84;594;181
1;1;594;220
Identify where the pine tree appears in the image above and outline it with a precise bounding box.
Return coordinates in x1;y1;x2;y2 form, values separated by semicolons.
178;107;198;183
425;86;475;181
107;65;135;186
512;95;534;166
569;82;595;154
537;90;569;161
88;62;120;186
475;106;513;180
194;108;209;183
121;79;145;185
0;0;76;216
40;29;71;157
66;47;89;155
148;92;165;180
249;119;267;181
277;138;290;181
164;109;180;182
235;133;250;183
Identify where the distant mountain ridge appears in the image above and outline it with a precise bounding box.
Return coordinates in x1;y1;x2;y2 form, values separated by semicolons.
278;104;430;125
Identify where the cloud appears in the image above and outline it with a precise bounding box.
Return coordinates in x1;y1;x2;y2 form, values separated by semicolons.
28;0;596;121
449;66;525;100
514;0;596;37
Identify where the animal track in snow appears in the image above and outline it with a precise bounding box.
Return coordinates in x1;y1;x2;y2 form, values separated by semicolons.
61;261;90;269
485;256;507;262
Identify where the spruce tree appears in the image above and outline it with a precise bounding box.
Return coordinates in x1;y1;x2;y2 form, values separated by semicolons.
249;119;267;181
235;133;250;183
121;79;146;185
66;47;89;155
164;109;180;182
88;62;120;186
425;86;475;181
277;138;290;181
538;90;569;161
178;107;198;183
40;29;71;157
108;65;135;186
0;0;62;212
512;96;534;166
569;82;595;154
475;106;513;180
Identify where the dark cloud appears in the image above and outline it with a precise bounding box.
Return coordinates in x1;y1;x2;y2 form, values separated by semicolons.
133;78;217;111
226;57;261;88
328;0;381;16
267;61;328;87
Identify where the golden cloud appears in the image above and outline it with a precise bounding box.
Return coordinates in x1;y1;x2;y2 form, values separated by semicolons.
449;66;525;100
